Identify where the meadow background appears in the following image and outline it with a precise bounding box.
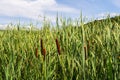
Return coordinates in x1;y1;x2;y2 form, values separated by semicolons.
0;16;120;80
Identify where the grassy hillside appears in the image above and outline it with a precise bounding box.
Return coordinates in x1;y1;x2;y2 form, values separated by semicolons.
85;15;120;25
0;16;120;80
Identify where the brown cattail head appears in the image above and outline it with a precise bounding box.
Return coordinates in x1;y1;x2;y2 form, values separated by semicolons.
84;46;87;60
55;38;61;55
40;39;44;55
40;38;46;61
43;48;46;60
35;48;38;58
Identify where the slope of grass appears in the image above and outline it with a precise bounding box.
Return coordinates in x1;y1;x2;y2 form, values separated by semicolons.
0;16;120;80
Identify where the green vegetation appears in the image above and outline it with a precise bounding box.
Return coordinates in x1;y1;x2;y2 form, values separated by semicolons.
0;16;120;80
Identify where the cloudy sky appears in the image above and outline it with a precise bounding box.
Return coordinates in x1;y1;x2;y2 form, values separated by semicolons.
0;0;120;26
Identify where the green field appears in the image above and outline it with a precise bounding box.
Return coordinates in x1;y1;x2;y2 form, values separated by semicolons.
0;16;120;80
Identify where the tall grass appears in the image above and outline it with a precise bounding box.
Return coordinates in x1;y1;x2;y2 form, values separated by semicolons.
0;16;120;80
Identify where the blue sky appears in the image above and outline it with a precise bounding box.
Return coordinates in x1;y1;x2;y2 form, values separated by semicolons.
0;0;120;27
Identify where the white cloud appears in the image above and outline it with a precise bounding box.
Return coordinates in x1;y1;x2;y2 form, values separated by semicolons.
0;0;79;21
98;12;120;17
0;24;7;30
96;12;120;20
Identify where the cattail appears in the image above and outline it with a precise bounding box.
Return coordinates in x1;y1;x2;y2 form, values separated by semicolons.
43;48;46;60
55;38;61;55
87;40;90;58
40;38;46;61
35;48;38;58
84;46;87;60
40;39;44;55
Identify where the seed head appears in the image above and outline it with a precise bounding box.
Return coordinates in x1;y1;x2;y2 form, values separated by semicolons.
55;38;61;55
40;39;44;55
40;38;46;61
43;48;46;60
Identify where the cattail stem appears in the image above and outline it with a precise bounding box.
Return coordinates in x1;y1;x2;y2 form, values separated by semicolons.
55;38;61;55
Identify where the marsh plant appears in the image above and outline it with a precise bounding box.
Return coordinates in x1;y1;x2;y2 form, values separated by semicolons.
0;16;120;80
